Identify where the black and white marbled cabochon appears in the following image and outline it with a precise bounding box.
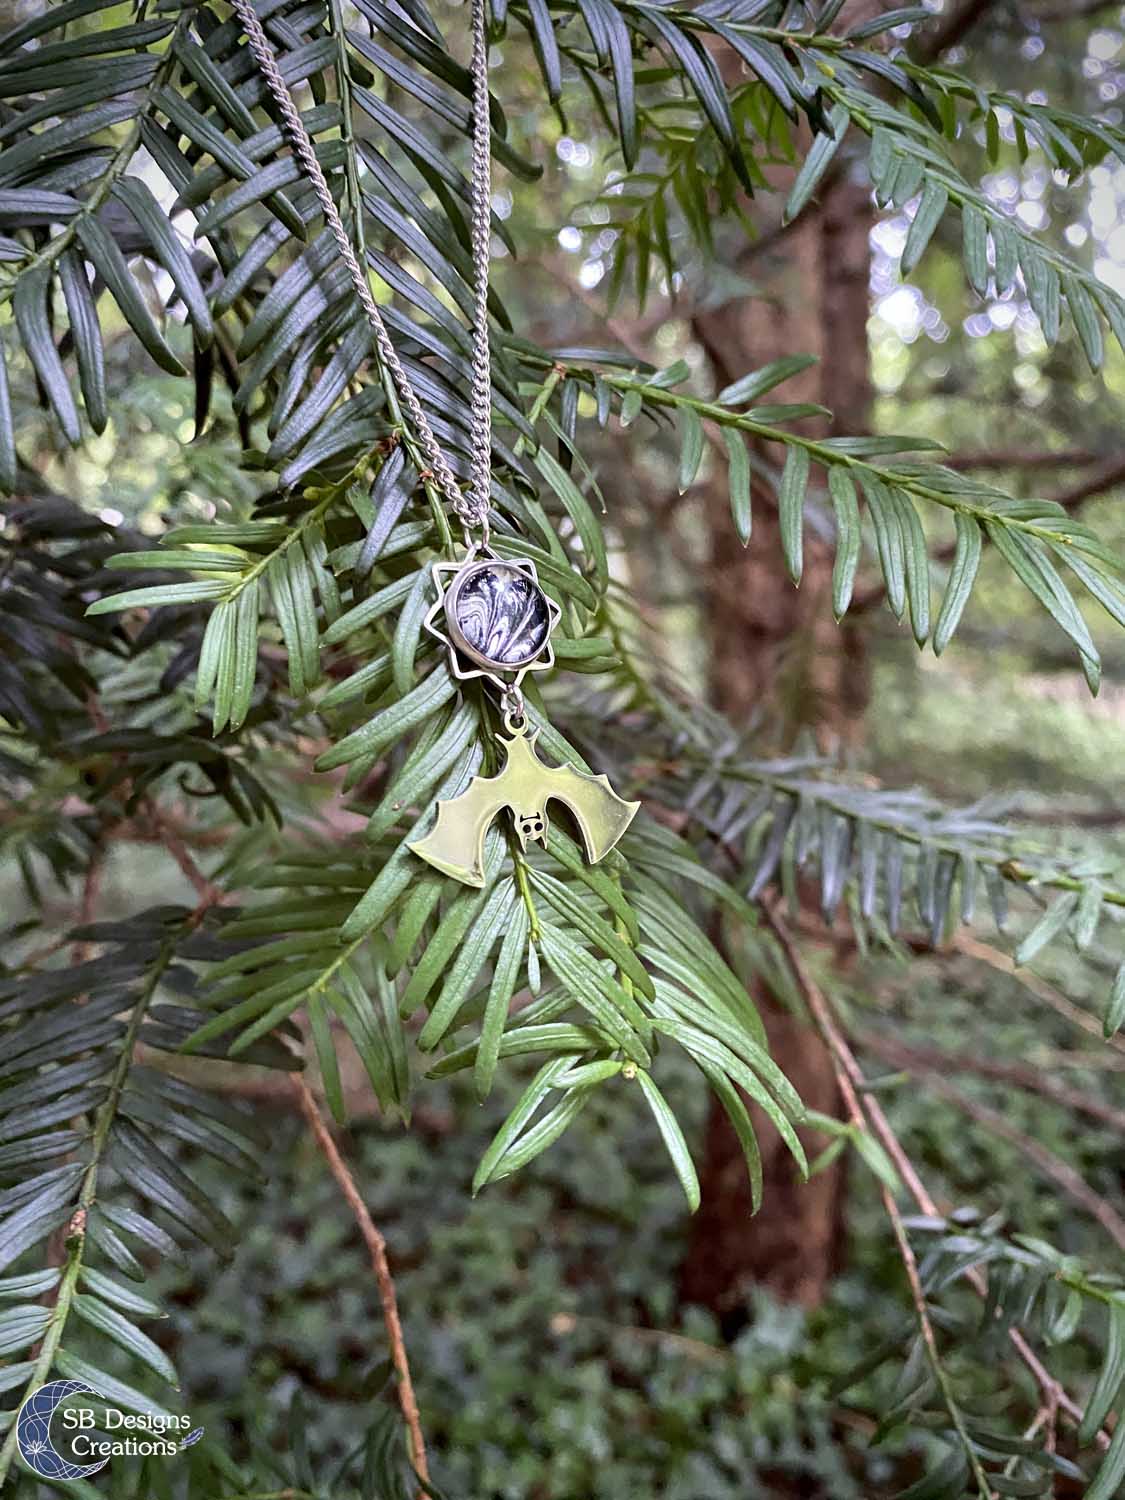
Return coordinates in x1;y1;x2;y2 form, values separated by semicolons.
450;562;552;667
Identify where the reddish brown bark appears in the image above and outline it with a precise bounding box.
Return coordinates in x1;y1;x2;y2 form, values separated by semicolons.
680;1007;848;1315
681;59;878;1313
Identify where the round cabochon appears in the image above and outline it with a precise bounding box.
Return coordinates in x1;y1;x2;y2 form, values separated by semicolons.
446;561;552;670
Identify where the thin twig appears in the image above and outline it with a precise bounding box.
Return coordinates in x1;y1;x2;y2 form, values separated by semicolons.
883;1180;997;1499
143;799;226;906
759;904;995;1493
943;450;1110;471
290;1076;430;1495
81;675;229;908
855;1030;1125;1134
550;1311;731;1364
956;933;1125;1057
69;846;105;966
893;1068;1125;1253
21;934;74;968
760;898;1108;1448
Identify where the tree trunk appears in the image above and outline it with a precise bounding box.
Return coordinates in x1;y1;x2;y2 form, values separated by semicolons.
680;107;875;1319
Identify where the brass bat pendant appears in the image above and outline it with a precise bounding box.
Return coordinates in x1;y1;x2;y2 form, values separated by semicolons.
407;725;639;887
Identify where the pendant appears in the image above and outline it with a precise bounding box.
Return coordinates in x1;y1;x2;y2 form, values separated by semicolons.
407;721;639;888
409;543;639;885
423;547;561;689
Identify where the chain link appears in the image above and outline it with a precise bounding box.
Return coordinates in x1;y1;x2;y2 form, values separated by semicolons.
466;0;493;532
228;0;493;537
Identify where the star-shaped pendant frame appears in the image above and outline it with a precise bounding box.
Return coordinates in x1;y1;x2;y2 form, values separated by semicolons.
423;546;562;691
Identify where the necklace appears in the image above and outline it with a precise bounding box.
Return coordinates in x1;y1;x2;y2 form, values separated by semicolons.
231;0;638;887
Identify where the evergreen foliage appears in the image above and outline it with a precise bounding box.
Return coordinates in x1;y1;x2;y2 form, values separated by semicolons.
0;1;1122;1494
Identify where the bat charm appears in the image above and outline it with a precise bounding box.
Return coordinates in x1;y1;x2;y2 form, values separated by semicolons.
407;723;639;887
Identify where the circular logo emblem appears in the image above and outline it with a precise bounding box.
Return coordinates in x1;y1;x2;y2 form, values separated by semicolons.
16;1379;109;1481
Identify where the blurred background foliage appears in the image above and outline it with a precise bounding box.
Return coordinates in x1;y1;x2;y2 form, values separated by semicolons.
1;0;1125;1496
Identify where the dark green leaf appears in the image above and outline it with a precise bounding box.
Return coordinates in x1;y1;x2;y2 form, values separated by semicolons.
779;447;810;585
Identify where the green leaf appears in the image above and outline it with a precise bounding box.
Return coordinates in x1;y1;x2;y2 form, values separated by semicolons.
522;0;562;101
1074;880;1102;950
0;1361;35;1397
390;564;429;696
901;180;948;274
202;599;233;732
472;1055;576;1194
1019;244;1060;344
400;879;492;1017
534;445;609;586
635;1070;699;1211
933;513;981;655
862;476;906;619
87;580;232;615
342;845;420;942
488;1086;594;1182
678;406;705;493
418;879;516;1049
698;1061;762;1212
889;488;930;645
1086;1393;1125;1500
641;13;752;193
474;904;530;1102
653;983;801;1117
230;581;260;731
0;1269;61;1302
72;1294;178;1387
544;826;638;942
106;548;246;572
656;1015;806;1176
1080;1301;1125;1443
98;1202;183;1265
86;1211;146;1282
1105;963;1125;1041
75;215;185;376
850;1128;901;1191
718;354;818;407
828;467;861;617
429;1022;603;1079
13;266;80;444
0;1303;50;1356
367;703;479;841
55;1349;173;1421
985;523;1099;670
599;0;637;167
77;1266;163;1320
113;177;212;345
785;104;849;221
321;572;424;646
779;447;810;585
1065;274;1104;371
324;971;393;1109
57;248;107;434
529;867;654;1000
893;1447;969;1500
316;668;457;772
986;109;1001;162
723;427;752;545
1015;890;1079;965
308;991;345;1125
961;202;990;296
538;925;651;1065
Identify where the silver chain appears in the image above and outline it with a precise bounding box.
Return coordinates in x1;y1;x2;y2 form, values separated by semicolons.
228;0;494;540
